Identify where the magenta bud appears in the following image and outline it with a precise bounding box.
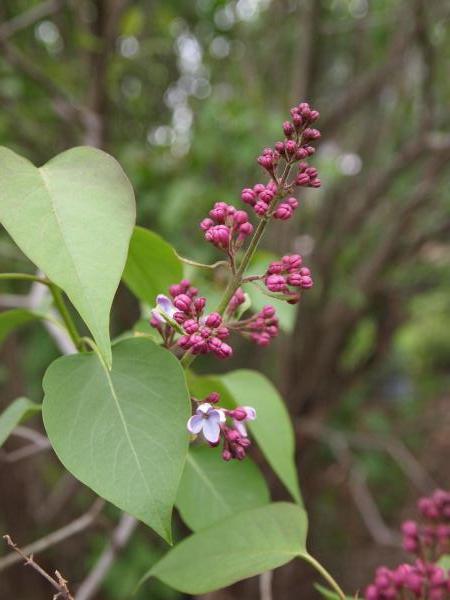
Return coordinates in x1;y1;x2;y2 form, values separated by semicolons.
301;276;313;288
230;408;247;421
222;449;232;461
239;222;253;237
253;183;265;194
173;294;192;312
206;391;220;404
200;218;213;231
299;267;311;276
233;210;248;224
296;173;310;186
292;113;303;128
215;326;230;340
274;203;293;220
283;121;295;137
287;273;302;287
309;178;321;188
285;140;297;155
205;312;222;328
262;305;276;318
194;297;206;312
254;200;269;216
241;188;256;205
310;110;320;121
183;319;198;334
266;274;287;292
267;262;283;274
275;141;285;153
287;197;299;209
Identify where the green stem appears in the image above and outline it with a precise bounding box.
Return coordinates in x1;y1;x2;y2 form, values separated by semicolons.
0;272;50;285
174;252;230;271
48;284;83;351
303;554;347;600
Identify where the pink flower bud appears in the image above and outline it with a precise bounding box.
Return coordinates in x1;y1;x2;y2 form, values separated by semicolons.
259;189;275;203
275;141;285;153
254;200;269;216
205;224;230;248
206;392;220;404
283;121;295;137
205;312;222;328
310;110;320;121
287;273;302;287
200;218;213;231
287;197;299;209
253;183;266;194
173;294;192;312
239;222;253;237
299;267;311;276
266;274;287;292
292;113;303;128
296;147;309;160
303;127;321;140
283;254;302;269
241;188;256;205
233;210;248;224
309;178;321;188
274;203;293;220
285;140;297;155
262;305;276;318
296;173;310;186
229;408;247;421
183;319;198;334
301;276;313;288
215;326;230;340
194;297;206;312
267;262;283;274
222;449;232;461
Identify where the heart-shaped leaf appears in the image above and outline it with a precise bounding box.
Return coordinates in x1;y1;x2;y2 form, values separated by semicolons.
176;445;270;531
123;227;182;306
142;502;308;594
42;337;190;542
0;397;41;447
0;146;136;366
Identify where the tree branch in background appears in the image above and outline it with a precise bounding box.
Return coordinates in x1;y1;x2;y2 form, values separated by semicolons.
0;0;65;41
0;500;104;573
2;535;74;599
75;513;138;600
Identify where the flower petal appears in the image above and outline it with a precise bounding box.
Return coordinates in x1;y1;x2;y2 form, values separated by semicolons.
151;308;165;324
157;294;176;318
233;419;248;437
187;414;204;434
243;406;256;421
197;402;212;415
202;418;221;443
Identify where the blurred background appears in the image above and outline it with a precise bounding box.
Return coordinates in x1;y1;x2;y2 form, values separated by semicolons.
1;0;450;598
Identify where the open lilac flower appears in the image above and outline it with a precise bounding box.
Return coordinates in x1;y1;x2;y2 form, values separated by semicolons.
151;294;177;324
231;406;257;437
187;402;225;443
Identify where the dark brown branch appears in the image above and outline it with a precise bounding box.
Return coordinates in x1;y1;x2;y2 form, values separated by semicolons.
3;535;74;599
0;499;104;572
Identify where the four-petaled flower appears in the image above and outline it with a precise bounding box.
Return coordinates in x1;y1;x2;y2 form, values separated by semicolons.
151;294;177;324
187;403;225;443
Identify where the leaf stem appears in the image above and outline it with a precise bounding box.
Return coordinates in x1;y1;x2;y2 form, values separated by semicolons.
303;554;347;600
0;272;50;285
48;284;83;351
174;252;230;271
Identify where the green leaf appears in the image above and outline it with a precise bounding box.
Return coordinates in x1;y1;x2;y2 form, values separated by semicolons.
176;445;270;531
0;146;136;367
123;227;182;306
142;502;308;594
219;370;302;504
0;397;41;447
0;309;39;345
42;337;190;542
438;555;450;570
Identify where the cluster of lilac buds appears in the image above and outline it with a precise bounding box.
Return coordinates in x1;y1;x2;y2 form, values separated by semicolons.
365;490;450;600
402;490;450;560
240;101;321;221
265;254;313;303
229;303;279;347
200;202;253;252
187;393;256;461
365;561;450;600
151;280;233;359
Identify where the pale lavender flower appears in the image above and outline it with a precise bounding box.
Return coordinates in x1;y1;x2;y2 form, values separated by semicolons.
187;403;226;443
151;294;177;324
233;406;256;437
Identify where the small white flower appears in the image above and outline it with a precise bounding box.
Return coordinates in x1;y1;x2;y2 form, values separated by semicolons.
233;406;256;437
151;294;177;324
187;402;226;443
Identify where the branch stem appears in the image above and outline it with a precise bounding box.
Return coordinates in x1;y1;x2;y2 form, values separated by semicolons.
303;554;347;600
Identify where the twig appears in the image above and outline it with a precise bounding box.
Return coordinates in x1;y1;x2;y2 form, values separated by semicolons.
0;500;104;572
2;534;74;599
259;570;273;600
0;0;65;41
75;513;138;600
